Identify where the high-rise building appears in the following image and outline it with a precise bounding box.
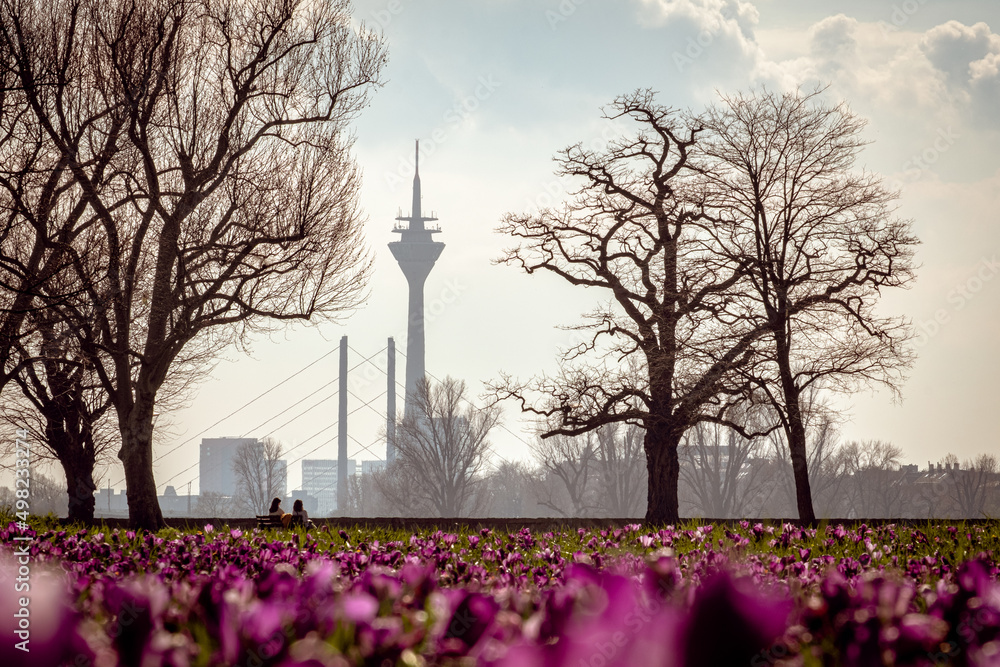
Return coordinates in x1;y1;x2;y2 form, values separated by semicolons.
389;140;444;417
200;437;258;496
302;459;356;516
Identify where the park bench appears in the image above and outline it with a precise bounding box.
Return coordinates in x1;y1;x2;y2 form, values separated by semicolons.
255;515;282;529
255;514;305;529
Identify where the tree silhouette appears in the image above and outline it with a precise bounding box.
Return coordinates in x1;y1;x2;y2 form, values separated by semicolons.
679;411;770;518
697;89;918;521
530;430;597;517
377;377;498;518
592;422;646;517
493;91;777;523
0;0;385;529
231;438;286;516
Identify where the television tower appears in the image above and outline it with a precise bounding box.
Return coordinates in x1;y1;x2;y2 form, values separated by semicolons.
389;140;444;415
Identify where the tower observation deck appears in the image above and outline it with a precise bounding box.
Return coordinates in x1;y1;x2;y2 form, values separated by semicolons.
388;140;444;417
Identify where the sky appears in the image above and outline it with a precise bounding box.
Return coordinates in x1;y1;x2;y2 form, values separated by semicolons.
73;0;1000;496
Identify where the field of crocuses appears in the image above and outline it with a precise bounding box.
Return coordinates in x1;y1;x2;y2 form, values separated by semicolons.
2;519;999;666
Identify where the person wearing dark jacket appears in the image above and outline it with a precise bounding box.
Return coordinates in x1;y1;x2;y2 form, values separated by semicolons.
268;497;293;528
291;499;314;528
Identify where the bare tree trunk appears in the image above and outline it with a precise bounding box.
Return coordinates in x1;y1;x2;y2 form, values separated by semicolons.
119;398;165;531
785;415;815;523
772;327;816;523
15;371;102;522
645;424;681;524
57;441;97;523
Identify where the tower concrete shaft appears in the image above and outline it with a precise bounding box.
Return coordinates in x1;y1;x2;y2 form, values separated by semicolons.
386;337;396;462
338;336;348;513
389;140;444;415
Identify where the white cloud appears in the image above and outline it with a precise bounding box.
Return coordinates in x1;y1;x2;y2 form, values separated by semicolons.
636;0;760;35
634;2;1000;132
754;15;1000;136
971;51;1000;81
633;0;769;94
779;22;949;118
920;21;1000;83
809;14;859;60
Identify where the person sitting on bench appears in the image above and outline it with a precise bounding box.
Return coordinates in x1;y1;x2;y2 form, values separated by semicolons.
290;499;314;528
269;497;293;529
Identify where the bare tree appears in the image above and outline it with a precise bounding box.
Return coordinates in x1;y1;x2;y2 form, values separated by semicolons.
0;225;215;522
492;91;780;523
592;422;646;517
0;472;67;516
0;486;13;512
231;438;287;516
481;460;540;518
840;440;906;518
27;468;69;517
0;28;116;518
370;466;411;518
0;0;386;530
0;54;82;394
530;431;596;517
0;278;126;521
340;474;364;517
193;491;236;519
376;377;499;517
697;89;918;522
945;454;998;518
679;417;769;518
0;374;112;522
350;469;395;517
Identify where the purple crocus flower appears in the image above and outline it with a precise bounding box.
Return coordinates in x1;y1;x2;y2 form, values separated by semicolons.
680;572;791;667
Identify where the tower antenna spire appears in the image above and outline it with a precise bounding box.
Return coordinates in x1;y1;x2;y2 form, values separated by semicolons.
390;142;443;418
410;139;422;224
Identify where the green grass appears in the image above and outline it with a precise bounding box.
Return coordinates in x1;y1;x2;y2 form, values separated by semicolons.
8;512;999;580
